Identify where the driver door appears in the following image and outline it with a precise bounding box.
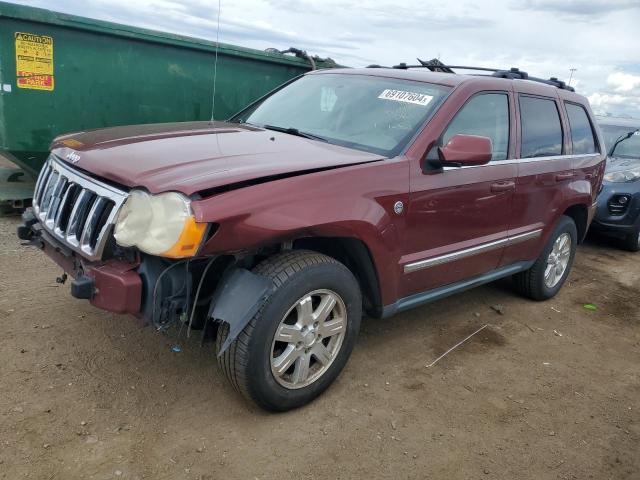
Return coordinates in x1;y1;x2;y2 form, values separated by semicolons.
400;91;517;298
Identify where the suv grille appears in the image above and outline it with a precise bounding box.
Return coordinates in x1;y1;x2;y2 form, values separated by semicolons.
33;157;128;261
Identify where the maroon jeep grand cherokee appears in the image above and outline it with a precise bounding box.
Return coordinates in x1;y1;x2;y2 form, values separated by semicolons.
19;67;605;410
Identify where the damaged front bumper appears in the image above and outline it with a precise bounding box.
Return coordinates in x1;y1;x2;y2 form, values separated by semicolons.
19;208;142;315
18;208;273;353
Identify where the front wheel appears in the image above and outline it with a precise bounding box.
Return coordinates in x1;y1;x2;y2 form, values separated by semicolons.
216;250;362;411
514;216;578;301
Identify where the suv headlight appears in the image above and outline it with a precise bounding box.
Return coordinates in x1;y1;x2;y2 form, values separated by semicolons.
114;190;207;258
604;167;640;183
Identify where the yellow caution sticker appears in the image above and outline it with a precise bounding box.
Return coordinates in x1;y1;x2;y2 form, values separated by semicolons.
15;32;54;91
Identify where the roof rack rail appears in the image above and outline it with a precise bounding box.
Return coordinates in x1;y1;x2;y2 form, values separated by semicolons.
385;58;575;92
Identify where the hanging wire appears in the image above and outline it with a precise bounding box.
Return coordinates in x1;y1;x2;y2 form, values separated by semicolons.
151;259;191;330
209;0;222;122
186;256;218;338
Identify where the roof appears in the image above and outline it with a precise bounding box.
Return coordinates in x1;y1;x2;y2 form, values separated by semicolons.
311;68;467;87
312;68;588;101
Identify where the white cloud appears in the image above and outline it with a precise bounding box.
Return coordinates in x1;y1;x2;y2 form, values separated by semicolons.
515;0;639;15
590;92;630;107
607;72;640;93
5;0;640;117
589;73;640;117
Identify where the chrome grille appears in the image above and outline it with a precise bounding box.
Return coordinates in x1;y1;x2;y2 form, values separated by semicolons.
33;157;128;261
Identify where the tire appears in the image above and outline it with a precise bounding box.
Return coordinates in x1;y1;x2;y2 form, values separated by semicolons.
216;250;362;411
621;226;640;252
514;216;578;301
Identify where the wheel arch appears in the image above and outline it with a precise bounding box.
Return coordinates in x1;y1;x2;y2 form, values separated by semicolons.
292;236;383;318
562;203;589;243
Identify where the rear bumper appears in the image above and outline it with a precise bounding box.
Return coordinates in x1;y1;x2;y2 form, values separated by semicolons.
20;210;142;315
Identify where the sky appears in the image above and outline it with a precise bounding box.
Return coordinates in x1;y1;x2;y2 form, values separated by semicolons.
8;0;640;118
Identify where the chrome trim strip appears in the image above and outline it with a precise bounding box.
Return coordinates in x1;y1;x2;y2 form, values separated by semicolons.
33;156;128;261
442;153;600;170
50;156;127;201
404;229;542;274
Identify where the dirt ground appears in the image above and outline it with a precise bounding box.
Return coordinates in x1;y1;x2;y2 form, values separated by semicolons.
0;215;638;480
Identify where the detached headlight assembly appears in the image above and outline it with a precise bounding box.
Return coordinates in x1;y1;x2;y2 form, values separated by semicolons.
114;190;207;258
604;167;640;183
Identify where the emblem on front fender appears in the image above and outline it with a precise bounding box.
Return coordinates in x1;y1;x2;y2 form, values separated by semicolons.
66;151;81;164
394;201;404;215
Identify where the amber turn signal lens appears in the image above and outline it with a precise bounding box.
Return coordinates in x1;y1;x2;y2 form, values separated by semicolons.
160;217;208;258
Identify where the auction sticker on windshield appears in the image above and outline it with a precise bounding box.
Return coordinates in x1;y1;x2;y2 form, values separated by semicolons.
378;89;433;106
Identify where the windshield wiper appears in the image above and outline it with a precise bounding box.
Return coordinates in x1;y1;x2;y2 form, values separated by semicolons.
609;128;639;157
262;124;328;142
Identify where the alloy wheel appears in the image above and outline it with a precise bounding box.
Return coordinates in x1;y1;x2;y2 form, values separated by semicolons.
270;289;347;389
545;232;572;288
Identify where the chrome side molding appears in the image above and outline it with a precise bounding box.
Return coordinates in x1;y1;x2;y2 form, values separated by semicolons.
404;229;542;274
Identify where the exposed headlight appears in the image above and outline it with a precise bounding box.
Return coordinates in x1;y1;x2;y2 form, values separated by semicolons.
604;167;640;183
114;190;207;258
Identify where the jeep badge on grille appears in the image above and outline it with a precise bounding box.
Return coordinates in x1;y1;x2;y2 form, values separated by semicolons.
66;151;81;164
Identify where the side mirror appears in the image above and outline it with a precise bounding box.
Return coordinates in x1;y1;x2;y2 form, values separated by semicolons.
437;134;493;167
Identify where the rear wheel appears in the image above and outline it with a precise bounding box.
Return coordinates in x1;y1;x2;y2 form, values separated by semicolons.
216;250;362;411
621;226;640;252
514;216;577;301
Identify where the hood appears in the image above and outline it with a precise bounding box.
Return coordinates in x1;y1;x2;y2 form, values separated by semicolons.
50;121;385;195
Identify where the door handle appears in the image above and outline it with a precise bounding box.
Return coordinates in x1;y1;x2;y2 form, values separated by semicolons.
555;172;574;182
490;181;515;193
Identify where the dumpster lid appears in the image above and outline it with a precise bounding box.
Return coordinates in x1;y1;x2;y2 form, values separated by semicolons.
0;1;339;69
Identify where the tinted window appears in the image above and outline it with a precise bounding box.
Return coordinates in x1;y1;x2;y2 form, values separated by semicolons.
565;103;597;154
443;93;509;161
519;96;563;158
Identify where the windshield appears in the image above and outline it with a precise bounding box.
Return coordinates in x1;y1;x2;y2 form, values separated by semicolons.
600;124;640;159
234;73;450;156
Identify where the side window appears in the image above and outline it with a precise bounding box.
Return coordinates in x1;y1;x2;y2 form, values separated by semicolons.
565;103;597;154
519;96;563;158
442;93;509;161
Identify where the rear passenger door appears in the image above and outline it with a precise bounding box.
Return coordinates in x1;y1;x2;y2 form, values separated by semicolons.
500;94;572;266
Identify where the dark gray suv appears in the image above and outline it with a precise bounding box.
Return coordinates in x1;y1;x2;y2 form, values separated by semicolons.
592;116;640;251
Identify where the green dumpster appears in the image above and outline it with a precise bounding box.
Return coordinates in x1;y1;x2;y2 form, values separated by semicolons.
0;1;337;181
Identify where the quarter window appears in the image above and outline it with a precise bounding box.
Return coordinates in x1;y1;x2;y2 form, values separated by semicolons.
442;93;510;161
565;103;597;154
519;96;563;158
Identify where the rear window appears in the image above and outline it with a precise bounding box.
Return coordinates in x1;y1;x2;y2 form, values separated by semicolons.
565;103;597;154
519;96;563;158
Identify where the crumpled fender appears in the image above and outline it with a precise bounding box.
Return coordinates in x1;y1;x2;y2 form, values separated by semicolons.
208;268;274;355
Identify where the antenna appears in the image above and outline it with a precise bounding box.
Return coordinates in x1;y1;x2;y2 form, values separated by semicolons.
568;68;577;86
210;0;222;123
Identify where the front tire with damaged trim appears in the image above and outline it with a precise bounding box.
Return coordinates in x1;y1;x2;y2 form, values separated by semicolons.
216;250;362;411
